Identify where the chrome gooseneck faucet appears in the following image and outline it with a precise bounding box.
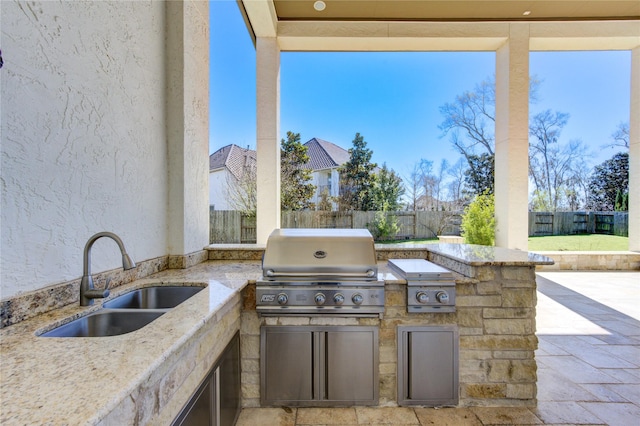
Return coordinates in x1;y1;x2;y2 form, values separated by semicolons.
80;232;136;306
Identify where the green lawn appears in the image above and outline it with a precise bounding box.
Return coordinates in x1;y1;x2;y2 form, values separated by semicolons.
527;234;629;251
377;238;439;244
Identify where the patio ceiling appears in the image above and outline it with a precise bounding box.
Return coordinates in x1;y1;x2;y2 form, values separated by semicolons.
238;0;640;50
272;0;640;22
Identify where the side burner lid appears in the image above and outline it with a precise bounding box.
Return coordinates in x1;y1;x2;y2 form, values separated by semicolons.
388;259;453;281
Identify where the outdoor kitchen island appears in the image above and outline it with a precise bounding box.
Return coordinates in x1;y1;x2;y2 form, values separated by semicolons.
0;242;552;425
236;242;554;409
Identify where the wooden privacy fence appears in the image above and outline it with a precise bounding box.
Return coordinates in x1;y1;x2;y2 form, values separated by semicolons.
528;212;628;237
281;210;461;239
210;209;461;243
208;210;256;244
210;209;629;244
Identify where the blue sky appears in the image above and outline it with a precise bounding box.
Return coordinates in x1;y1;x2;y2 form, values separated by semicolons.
209;1;631;181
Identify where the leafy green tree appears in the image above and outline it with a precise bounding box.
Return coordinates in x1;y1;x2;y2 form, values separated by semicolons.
280;131;316;211
586;152;629;211
371;163;405;211
460;191;495;245
463;153;494;196
337;133;377;211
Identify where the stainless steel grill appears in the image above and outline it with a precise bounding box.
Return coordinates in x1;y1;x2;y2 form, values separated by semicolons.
256;229;385;316
388;259;456;313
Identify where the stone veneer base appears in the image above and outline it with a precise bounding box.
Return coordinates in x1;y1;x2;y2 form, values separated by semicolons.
240;252;543;408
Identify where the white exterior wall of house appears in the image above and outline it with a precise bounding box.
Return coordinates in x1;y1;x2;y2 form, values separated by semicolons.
0;1;210;299
209;169;232;210
331;169;341;199
310;168;341;209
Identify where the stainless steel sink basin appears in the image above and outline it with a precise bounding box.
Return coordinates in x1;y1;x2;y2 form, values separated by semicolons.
103;285;204;309
40;285;205;337
41;310;165;337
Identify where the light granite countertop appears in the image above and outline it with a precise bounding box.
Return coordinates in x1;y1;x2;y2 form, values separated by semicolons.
0;260;262;426
423;243;553;266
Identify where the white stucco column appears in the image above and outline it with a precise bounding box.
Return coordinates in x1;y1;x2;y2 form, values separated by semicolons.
256;37;281;244
494;24;530;250
166;1;210;255
629;46;640;252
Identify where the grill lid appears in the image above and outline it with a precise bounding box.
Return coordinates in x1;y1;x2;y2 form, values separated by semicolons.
261;228;378;279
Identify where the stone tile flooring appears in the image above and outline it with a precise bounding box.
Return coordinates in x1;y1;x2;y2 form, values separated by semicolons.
236;272;640;425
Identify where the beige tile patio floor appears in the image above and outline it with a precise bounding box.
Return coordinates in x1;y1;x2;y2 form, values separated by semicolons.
236;272;640;425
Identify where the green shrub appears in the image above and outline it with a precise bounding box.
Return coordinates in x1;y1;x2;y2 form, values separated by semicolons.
461;191;495;245
370;203;400;241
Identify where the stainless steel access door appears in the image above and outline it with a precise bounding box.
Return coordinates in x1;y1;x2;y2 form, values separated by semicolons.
397;325;459;406
325;329;378;402
262;328;314;403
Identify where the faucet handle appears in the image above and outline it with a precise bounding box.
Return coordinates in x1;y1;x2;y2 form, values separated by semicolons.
101;278;112;298
82;278;110;302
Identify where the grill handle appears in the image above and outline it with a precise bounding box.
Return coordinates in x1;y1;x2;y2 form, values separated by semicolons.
265;269;377;278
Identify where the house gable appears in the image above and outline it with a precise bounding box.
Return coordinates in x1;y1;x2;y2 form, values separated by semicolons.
303;138;350;171
209;144;257;180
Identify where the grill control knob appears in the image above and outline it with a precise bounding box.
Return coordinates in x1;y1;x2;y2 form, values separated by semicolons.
416;291;430;304
333;293;345;305
277;293;288;305
314;293;326;305
436;291;449;304
352;293;364;305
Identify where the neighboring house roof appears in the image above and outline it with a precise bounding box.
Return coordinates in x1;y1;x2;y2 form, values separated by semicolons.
303;138;350;171
209;144;256;180
210;139;350;176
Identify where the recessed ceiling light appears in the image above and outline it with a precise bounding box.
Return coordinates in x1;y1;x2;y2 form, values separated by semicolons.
522;10;531;16
314;1;326;12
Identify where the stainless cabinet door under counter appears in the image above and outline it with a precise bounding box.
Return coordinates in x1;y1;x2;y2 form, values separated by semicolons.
261;325;379;407
397;325;459;407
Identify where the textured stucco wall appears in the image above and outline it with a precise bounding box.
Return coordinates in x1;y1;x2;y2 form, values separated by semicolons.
210;170;232;210
1;1;172;299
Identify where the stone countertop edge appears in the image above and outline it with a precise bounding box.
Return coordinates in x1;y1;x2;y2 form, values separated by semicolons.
424;243;555;266
207;243;266;250
0;260;262;426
